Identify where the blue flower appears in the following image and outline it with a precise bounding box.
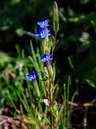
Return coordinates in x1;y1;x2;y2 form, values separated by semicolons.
37;19;50;28
34;28;51;39
41;54;53;62
26;70;37;81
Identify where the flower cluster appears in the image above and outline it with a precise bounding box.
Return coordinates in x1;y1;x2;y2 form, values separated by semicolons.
26;19;53;82
34;19;51;39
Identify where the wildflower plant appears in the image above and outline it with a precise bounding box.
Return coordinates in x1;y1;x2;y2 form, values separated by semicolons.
34;19;51;39
0;2;72;129
26;70;40;97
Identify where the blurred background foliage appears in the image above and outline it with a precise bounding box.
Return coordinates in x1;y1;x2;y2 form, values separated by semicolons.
0;1;96;128
0;0;96;105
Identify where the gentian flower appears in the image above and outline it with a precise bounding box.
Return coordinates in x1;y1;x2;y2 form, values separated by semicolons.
41;54;53;62
37;19;50;28
26;70;37;82
34;28;51;39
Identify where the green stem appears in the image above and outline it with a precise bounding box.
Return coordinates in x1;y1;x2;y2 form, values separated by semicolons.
33;81;40;98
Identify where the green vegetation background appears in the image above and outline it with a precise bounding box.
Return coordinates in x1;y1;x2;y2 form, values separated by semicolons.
0;0;96;83
0;0;96;128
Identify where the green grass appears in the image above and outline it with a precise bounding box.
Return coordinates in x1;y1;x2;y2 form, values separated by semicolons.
0;1;96;129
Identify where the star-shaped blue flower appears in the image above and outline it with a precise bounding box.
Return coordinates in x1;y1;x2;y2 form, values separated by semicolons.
34;28;51;39
26;70;37;81
41;54;53;62
37;19;50;28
